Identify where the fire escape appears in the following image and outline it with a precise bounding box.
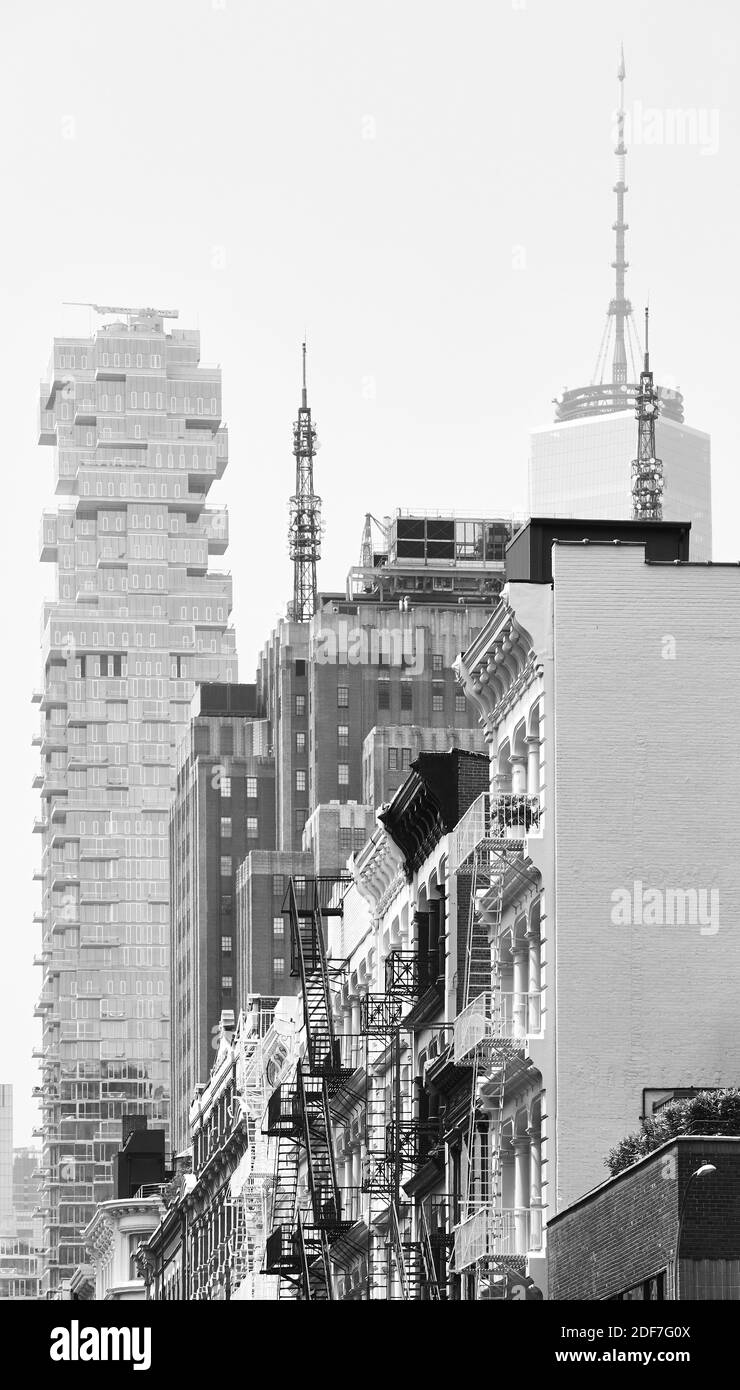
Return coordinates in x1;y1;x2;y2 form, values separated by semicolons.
228;1005;294;1300
449;791;541;1299
263;876;353;1300
359;928;444;1301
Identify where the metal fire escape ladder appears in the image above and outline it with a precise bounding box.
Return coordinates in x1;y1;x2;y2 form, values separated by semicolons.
296;1209;333;1301
297;1058;342;1228
419;1202;442;1301
390;1199;442;1302
451;792;542;1296
288;879;344;1077
263;1073;302;1296
360;994;403;1299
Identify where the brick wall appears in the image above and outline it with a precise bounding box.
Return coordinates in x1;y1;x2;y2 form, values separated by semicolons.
551;546;740;1210
548;1137;740;1300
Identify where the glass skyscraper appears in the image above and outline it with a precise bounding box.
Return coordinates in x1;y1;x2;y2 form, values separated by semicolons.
529;411;712;560
34;309;236;1296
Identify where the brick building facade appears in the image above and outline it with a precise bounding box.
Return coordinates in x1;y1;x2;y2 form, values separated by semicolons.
548;1137;740;1300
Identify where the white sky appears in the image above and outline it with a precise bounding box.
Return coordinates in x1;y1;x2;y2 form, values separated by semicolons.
1;0;737;1143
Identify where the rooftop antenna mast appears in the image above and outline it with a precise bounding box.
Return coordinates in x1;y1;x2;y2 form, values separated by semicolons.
611;44;630;384
590;46;642;388
631;306;663;519
288;342;322;622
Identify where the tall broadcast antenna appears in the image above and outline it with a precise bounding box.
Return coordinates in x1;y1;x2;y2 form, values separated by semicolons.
288;343;322;622
631;307;663;520
554;48;684;426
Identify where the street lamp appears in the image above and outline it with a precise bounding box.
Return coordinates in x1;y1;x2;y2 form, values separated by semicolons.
673;1163;716;1300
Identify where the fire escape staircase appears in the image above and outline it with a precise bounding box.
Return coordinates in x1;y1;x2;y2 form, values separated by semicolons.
451;792;541;1297
263;876;354;1298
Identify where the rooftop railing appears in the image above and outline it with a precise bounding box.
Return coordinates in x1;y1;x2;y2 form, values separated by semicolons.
449;792;540;874
454;1205;544;1271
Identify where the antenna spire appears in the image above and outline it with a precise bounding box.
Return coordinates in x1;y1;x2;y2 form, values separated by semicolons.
631;305;663;521
288;341;322;622
610;43;631;384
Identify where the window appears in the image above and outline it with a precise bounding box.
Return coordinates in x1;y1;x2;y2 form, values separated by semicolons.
295;810;306;836
401;681;413;711
337;725;349;747
388;748;398;770
295;659;306;677
296;769;306;792
246;776;258;799
220;856;232;876
221;936;232;953
455;693;467;712
220;817;232;838
338;764;349;785
273;957;285;978
247;817;259;838
295;695;306;717
402;748;412;770
339;827;353;854
220;776;232;798
432;683;445;712
432;654;444;672
221;975;233;991
296;732;306;754
377;678;390;710
337;686;349;708
273;916;285;938
272;874;284;896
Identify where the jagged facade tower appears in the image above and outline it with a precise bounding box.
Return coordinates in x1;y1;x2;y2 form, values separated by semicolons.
34;308;237;1296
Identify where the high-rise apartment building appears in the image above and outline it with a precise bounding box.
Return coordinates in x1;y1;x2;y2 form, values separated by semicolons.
170;683;274;1151
0;1087;13;1229
34;307;236;1296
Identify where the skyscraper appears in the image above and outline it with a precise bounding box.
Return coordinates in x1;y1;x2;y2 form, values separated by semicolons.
528;50;712;558
0;1087;13;1230
170;683;275;1151
34;306;237;1296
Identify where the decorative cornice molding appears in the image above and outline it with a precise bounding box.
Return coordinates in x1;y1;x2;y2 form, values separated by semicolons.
455;600;538;735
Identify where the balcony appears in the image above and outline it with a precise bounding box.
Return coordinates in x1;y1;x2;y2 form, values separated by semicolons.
41;730;66;754
40;517;58;561
43;773;68;795
74;398;97;425
202;509;228;552
453;1206;544;1271
263;1084;301;1138
40;684;68;710
453;990;541;1063
449;792;541;873
284;874;353;918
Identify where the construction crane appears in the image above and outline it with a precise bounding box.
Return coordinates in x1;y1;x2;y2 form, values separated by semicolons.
63;302;179;319
359;513;390;568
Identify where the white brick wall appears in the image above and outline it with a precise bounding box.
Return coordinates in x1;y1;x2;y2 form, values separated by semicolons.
551;544;740;1210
